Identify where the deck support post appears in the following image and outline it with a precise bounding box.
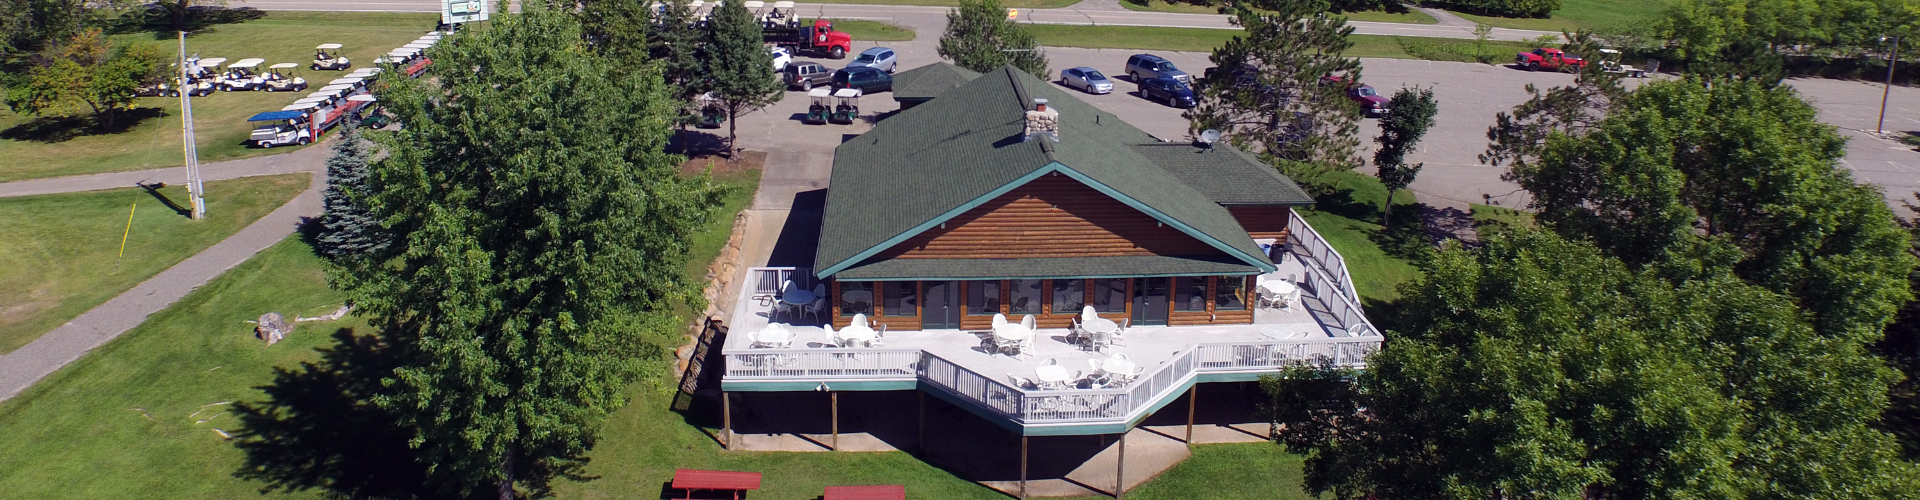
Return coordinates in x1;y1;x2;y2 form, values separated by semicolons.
1185;385;1197;446
917;391;926;454
831;391;840;451
721;391;731;450
1020;435;1029;499
1116;431;1127;499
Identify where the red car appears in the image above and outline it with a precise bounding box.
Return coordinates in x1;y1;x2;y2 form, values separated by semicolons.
1320;76;1389;117
1514;48;1587;72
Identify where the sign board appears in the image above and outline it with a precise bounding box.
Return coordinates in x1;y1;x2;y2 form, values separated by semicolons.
443;0;489;25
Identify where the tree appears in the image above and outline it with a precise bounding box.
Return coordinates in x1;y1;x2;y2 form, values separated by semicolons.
649;0;710;129
342;6;720;498
1504;77;1914;341
936;0;1049;77
703;0;781;156
0;0;92;63
5;29;167;130
577;0;652;70
315;126;389;261
144;0;230;33
1371;86;1436;228
1188;0;1362;195
1266;228;1920;499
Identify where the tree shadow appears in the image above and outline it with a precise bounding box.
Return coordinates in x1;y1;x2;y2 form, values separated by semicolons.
109;6;269;38
230;327;442;499
668;129;727;156
137;182;191;217
0;107;166;143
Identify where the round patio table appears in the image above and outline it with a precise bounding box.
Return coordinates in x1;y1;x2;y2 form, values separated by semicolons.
838;325;876;347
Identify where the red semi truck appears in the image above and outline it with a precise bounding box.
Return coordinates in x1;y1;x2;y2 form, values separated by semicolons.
1514;48;1588;72
763;19;852;59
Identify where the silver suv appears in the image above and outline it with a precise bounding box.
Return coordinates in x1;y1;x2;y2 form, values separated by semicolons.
1125;54;1190;85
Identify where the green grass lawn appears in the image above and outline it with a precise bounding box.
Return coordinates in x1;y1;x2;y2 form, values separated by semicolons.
1297;172;1424;305
1446;0;1674;32
1117;0;1438;24
1470;203;1535;229
808;19;917;41
1124;443;1320;499
0;173;309;355
1031;25;1539;64
0;12;437;182
803;0;1081;7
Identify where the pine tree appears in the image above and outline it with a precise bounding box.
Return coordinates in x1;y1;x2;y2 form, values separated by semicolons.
1372;87;1437;228
651;0;709;103
315;125;388;260
1187;0;1362;194
703;0;781;155
936;0;1048;77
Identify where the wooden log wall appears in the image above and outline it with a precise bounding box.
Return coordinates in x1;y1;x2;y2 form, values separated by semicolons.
1228;205;1293;243
875;173;1225;260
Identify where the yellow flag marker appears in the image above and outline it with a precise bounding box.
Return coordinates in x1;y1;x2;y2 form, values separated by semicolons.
119;201;136;259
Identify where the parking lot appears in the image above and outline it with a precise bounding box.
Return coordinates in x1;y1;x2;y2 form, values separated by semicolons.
729;32;1920;216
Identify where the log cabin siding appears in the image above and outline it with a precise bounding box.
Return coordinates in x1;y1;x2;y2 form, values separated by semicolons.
875;174;1226;260
1228;205;1293;243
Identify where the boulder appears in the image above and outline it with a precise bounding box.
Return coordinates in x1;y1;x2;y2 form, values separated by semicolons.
256;312;292;345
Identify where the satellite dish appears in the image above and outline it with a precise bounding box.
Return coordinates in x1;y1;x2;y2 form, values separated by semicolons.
1198;129;1222;150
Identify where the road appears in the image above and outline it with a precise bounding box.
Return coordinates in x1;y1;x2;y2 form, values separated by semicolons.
237;0;1560;41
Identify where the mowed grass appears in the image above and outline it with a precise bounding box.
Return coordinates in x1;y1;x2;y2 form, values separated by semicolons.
1298;172;1423;305
1471;203;1535;229
0;173;309;354
1447;0;1674;32
0;12;437;182
1124;443;1320;499
1031;25;1538;65
808;19;917;41
1117;0;1439;24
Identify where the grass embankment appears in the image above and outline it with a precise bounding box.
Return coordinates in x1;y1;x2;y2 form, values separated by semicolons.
0;12;436;182
807;19;917;41
1471;203;1535;229
1117;0;1439;24
1297;171;1424;305
0;173;309;354
1031;25;1541;64
803;0;1081;7
1446;0;1674;32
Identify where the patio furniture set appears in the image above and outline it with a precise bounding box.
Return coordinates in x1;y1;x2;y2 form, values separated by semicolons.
1007;353;1143;391
1258;277;1301;310
767;279;828;324
746;313;886;349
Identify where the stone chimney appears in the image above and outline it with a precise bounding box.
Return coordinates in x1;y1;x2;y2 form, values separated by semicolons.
1024;98;1059;142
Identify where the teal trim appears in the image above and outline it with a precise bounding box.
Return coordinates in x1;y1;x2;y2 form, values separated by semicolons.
848;271;1262;282
721;379;918;392
1051;166;1278;274
815;163;1069;279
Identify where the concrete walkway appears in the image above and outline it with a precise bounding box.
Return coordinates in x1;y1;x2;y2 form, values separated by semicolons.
0;145;331;402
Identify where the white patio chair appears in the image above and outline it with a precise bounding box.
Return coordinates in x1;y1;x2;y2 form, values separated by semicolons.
851;313;868;329
1088;358;1104;376
870;324;888;347
992;313;1009;330
1018;315;1037;353
1112;319;1129;346
1007;374;1035;390
1112;353;1130;362
803;295;828;323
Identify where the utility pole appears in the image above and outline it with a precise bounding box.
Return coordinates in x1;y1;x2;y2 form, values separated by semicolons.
1879;35;1900;136
178;31;205;220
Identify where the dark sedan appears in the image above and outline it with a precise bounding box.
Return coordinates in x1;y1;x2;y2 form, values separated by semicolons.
1137;77;1196;108
831;67;892;94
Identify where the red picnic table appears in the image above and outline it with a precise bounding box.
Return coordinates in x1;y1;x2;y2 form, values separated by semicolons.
824;485;905;500
671;469;762;500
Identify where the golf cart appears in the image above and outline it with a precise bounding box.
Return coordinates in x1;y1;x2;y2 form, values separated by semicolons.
829;87;860;124
1598;49;1651;78
219;58;268;91
348;94;389;129
803;87;830;124
263;63;308;92
182;57;224;96
249;109;315;147
329;77;366;93
313;44;350;71
695;92;725;129
136;64;179;97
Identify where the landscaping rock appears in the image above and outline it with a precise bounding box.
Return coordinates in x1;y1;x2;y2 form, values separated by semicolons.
256;312;292;345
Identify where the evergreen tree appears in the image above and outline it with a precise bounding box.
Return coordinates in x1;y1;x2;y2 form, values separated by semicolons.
703;0;781;155
650;0;709;103
316;126;388;260
936;0;1048;77
1187;0;1362;195
342;6;719;497
1371;87;1437;228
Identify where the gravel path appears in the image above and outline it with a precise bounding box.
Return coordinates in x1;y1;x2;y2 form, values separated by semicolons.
0;145;331;402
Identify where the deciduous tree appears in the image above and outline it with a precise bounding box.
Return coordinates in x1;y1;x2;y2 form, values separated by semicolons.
1188;0;1362;195
341;6;719;498
5;29;166;130
703;0;782;155
937;0;1049;77
1372;86;1436;227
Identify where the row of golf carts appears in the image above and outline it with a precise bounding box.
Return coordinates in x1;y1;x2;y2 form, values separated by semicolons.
242;32;444;148
140;32;440;98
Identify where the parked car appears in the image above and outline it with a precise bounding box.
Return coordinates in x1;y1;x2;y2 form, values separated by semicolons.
831;67;892;94
1125;54;1190;85
845;47;898;73
770;46;793;72
1060;67;1113;94
784;61;832;90
1514;47;1587;72
1320;76;1388;117
1137;77;1195;108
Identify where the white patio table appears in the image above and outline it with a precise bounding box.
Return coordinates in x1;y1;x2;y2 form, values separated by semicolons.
1259;280;1296;308
837;325;877;347
754;324;793;348
1033;364;1072;389
1102;357;1137;385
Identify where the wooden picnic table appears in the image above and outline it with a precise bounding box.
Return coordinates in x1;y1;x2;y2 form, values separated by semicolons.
671;469;762;500
824;484;906;500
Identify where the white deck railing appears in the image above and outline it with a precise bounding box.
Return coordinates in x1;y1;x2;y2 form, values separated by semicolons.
1287;209;1360;304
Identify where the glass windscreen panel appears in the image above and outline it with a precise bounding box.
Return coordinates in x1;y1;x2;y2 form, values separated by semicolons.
840;281;874;317
883;281;916;317
1009;279;1043;315
966;280;1001;316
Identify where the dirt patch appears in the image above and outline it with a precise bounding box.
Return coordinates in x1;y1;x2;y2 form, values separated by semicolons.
678;150;766;177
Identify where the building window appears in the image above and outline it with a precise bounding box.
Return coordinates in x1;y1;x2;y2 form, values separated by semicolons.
966;280;1001;316
883;281;917;317
1051;279;1085;314
1009;279;1043;315
1091;278;1127;313
840;281;874;317
1174;276;1208;311
1216;276;1248;310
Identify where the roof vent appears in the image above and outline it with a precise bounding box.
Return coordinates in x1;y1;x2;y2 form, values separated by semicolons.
1024;98;1059;143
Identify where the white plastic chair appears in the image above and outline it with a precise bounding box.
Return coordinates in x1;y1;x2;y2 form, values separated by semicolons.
1088;358;1104;374
804;295;828;323
1018;315;1037;353
871;323;887;347
1007;374;1035;390
851;313;868;329
992;313;1009;330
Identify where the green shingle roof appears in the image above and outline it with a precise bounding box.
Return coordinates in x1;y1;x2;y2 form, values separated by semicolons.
835;255;1261;280
1130;143;1315;205
890;62;981;102
816;66;1306;280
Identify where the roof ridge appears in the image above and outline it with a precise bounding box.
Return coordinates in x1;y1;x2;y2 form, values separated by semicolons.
1003;66;1057;160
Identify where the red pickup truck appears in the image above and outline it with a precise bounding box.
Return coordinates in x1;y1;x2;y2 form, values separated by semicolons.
1514;48;1587;72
